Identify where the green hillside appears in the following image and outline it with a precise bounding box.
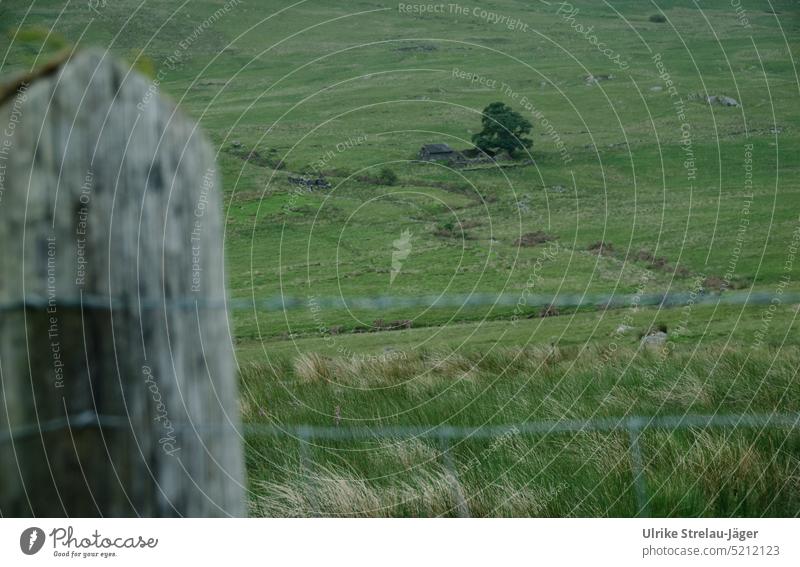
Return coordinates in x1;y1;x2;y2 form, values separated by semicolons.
3;0;798;516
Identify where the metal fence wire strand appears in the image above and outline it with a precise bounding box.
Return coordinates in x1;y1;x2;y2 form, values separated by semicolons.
3;411;798;516
1;290;798;313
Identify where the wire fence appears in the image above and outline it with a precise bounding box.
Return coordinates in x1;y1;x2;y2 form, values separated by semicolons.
3;410;798;516
243;412;800;517
3;290;798;313
251;290;800;312
4;291;798;515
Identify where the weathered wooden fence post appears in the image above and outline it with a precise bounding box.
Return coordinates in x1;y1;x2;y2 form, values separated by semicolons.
0;50;244;516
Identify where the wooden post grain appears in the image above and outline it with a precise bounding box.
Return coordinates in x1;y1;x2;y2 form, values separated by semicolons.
0;50;243;517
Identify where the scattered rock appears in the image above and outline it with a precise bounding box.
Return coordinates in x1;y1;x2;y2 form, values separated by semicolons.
288;175;331;190
615;324;634;335
584;73;614;85
516;194;534;214
706;95;739;107
641;331;668;348
649;85;663;92
547;184;566;193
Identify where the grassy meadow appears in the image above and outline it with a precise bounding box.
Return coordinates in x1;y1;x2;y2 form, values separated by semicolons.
2;0;799;516
242;345;800;516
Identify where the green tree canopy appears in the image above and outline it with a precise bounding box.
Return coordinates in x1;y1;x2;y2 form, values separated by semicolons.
471;102;533;156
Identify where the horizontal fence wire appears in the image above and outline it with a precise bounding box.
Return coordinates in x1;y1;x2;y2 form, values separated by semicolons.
6;411;797;444
0;411;131;444
2;290;799;312
243;412;800;440
245;413;799;518
4;412;798;516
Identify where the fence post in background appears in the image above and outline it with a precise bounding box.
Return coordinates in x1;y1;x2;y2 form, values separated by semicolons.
0;50;244;516
438;435;471;518
626;417;650;518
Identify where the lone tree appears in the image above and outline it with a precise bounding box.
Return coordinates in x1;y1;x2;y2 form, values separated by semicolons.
472;102;532;157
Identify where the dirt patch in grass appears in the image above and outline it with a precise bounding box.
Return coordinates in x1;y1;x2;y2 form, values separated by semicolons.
433;220;477;239
587;240;614;256
538;304;560;318
516;231;557;247
226;143;284;169
636;249;691;277
702;275;751;291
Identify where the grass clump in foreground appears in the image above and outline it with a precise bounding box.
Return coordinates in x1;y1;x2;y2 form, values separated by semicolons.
242;345;800;517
